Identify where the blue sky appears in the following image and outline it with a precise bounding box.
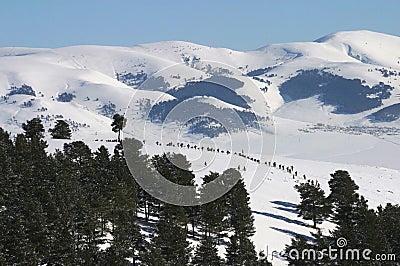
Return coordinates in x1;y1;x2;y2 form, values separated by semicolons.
1;0;399;50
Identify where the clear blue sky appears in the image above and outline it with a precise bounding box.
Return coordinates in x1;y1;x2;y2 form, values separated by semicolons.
1;0;399;51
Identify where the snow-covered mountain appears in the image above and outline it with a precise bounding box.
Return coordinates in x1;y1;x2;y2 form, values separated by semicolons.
1;30;400;265
1;30;399;137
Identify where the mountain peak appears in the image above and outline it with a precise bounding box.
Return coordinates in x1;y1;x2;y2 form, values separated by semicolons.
314;30;399;43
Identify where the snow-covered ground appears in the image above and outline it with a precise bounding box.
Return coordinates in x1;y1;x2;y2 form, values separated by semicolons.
46;114;400;265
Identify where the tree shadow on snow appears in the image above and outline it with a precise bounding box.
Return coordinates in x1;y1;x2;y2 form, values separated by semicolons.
270;227;314;242
252;210;307;227
270;200;297;209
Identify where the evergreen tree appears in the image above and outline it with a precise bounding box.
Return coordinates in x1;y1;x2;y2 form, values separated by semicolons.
94;145;113;234
328;170;386;265
309;229;331;265
49;119;72;139
199;172;229;241
151;204;191;265
226;233;257;266
328;170;361;247
145;153;194;265
122;138;158;221
140;242;167;266
22;117;45;139
294;182;330;228
328;170;360;224
106;143;143;264
111;113;126;142
225;169;257;265
62;141;105;264
284;235;314;266
192;237;223;266
377;203;400;263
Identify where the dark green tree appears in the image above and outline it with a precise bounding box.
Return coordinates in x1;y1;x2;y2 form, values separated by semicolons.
111;113;126;142
151;204;191;265
22;117;45;139
225;169;257;265
49;119;72;139
63;141;104;264
377;203;400;263
226;233;257;266
145;153;194;265
140;242;167;266
199;172;229;241
284;235;314;266
106;143;143;265
294;182;330;228
328;170;360;224
192;237;223;266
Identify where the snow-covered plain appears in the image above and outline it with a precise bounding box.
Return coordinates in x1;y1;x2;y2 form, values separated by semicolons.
1;30;400;265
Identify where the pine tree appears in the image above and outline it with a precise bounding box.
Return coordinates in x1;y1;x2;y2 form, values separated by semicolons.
22;117;45;139
328;170;360;246
62;141;104;264
328;170;360;225
106;143;143;264
225;169;257;265
192;237;223;266
226;233;257;266
284;235;314;266
151;204;191;265
140;242;167;266
145;153;194;265
294;182;330;228
199;172;229;241
377;203;400;262
0;130;32;264
0;130;52;264
49;119;72;139
51;149;87;264
111;113;126;142
122;138;158;221
309;229;331;265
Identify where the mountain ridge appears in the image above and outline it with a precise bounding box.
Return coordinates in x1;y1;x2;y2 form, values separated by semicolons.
0;30;399;140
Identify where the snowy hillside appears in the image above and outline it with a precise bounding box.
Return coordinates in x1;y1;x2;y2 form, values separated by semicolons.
0;30;399;265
